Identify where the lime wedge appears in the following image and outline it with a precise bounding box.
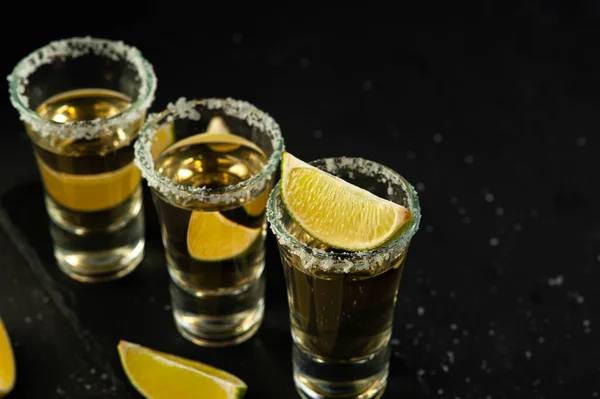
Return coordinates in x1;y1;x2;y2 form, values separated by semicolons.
0;316;15;398
36;156;140;212
151;123;176;160
206;116;232;135
117;340;247;399
280;152;411;251
187;212;261;261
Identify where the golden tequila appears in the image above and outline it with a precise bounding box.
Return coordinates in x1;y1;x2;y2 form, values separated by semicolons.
153;133;270;346
30;88;145;281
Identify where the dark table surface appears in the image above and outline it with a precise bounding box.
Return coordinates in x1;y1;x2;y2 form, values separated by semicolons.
1;4;599;399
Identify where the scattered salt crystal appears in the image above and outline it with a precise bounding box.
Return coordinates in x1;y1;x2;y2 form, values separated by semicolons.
450;196;459;204
484;193;495;202
576;136;587;147
426;225;434;233
489;329;496;336
548;275;564;287
583;319;591;327
363;80;373;91
462;216;471;224
313;130;323;139
407;151;417;160
438;388;444;395
489;237;499;246
450;323;458;331
514;223;522;231
417;369;426;376
525;350;532;359
495;207;504;216
530;209;538;218
300;58;310;68
56;387;65;395
85;384;92;390
458;207;466;215
441;364;449;372
433;133;443;143
24;317;32;323
163;305;171;311
447;351;455;364
390;338;400;346
465;155;474;164
90;368;96;375
538;337;545;344
417;306;425;316
232;33;243;44
416;182;426;192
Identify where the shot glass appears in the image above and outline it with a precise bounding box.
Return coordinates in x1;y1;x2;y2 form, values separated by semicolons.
7;37;157;282
267;157;421;399
134;97;284;346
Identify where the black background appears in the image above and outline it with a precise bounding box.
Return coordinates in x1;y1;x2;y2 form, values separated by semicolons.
0;2;599;398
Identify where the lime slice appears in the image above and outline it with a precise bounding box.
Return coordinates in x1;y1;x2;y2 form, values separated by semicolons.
206;116;232;135
167;132;265;156
0;317;15;398
117;340;247;399
243;187;271;217
151;123;176;160
280;152;412;251
187;212;261;261
36;156;140;212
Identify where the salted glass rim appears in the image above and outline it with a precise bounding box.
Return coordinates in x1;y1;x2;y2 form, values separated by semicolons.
266;156;421;268
7;36;157;140
133;97;284;204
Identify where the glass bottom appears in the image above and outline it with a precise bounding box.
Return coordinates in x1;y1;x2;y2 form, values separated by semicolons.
169;276;265;347
293;344;390;399
48;194;145;283
54;237;144;283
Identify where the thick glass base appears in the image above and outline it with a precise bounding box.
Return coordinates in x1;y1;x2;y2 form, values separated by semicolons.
293;344;390;399
54;238;144;283
50;208;145;283
169;276;265;347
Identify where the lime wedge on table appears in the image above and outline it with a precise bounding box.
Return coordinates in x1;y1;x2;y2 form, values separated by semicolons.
187;212;261;262
117;340;247;399
0;316;16;398
280;152;412;251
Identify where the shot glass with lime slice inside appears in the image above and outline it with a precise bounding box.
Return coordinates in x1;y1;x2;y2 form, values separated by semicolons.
267;152;421;399
134;98;283;347
7;37;157;282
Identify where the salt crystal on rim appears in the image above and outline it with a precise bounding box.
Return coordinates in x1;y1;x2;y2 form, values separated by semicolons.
134;97;283;207
7;37;157;140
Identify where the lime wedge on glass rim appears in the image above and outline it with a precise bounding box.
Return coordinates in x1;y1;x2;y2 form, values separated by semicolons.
280;152;412;251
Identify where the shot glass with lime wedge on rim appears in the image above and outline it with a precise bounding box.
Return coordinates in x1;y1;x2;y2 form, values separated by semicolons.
7;37;157;282
134;97;283;347
267;152;421;399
